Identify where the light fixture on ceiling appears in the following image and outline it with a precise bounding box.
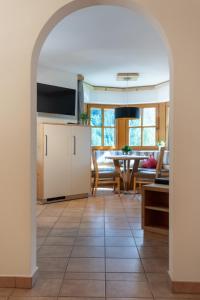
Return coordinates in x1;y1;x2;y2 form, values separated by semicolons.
116;72;139;81
115;72;140;119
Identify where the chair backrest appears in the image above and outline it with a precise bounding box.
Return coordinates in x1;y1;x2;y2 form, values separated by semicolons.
156;147;165;177
92;150;99;175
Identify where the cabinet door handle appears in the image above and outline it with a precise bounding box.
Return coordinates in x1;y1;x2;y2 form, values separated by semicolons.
73;136;76;155
45;134;48;156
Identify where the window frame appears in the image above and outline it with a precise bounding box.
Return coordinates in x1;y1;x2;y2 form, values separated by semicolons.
87;102;167;150
88;104;116;149
128;106;158;148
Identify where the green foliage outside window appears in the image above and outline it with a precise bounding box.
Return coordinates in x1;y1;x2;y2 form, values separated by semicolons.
90;108;115;147
129;107;156;147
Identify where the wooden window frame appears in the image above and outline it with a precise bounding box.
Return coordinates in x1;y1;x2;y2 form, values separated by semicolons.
87;102;168;150
128;106;158;150
88;104;116;149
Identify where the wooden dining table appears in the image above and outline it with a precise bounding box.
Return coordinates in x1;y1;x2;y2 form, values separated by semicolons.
106;154;148;192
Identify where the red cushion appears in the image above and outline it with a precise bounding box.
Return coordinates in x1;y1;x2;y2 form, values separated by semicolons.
142;155;157;169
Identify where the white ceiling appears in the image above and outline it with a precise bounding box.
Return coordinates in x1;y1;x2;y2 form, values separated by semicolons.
38;5;169;88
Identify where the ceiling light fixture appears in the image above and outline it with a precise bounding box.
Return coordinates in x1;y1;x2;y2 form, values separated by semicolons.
115;73;140;119
116;72;139;81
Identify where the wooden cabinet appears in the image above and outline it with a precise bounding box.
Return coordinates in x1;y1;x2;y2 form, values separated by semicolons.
142;183;169;235
37;123;91;203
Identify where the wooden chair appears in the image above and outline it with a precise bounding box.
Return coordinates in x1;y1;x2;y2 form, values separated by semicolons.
133;147;168;193
91;150;120;196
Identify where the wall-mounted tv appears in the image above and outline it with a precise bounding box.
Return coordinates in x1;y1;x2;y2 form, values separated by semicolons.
37;83;76;116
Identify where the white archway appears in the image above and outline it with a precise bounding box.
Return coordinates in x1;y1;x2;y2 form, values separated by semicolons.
2;0;200;293
31;0;172;285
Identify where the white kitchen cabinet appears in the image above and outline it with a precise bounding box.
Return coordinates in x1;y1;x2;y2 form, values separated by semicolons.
37;123;91;203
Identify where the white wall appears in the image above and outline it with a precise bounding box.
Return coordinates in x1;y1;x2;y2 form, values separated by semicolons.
37;65;78;123
0;0;200;286
84;81;169;104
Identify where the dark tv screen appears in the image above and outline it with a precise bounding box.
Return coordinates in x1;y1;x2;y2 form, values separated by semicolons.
37;83;76;116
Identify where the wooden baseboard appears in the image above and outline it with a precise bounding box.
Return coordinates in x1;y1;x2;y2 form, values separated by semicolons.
0;268;38;288
171;280;200;294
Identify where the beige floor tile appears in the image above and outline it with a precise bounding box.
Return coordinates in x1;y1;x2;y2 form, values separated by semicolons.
37;227;51;237
106;272;147;281
105;237;135;247
105;229;132;236
129;223;142;229
37;237;46;248
75;237;104;246
132;229;144;237
80;223;104;229
82;212;104;217
37;257;68;272
11;279;62;296
61;211;83;217
54;222;80;229
107;298;151;300
106;258;144;273
49;228;78;237
65;272;105;280
135;237;168;247
58;298;105;300
58;216;82;222
38;245;72;257
36;205;46;216
137;246;168;258
81;216;104;222
44;236;75;245
37;217;58;222
0;289;13;296
105;217;127;222
142;258;169;273
47;201;68;208
78;229;104;236
128;217;141;223
37;217;58;227
10;297;57;300
71;246;105;258
67;258;105;272
38;271;64;279
40;208;64;217
60;280;105;297
105;223;130;230
32;193;190;298
106;247;139;258
106;281;152;298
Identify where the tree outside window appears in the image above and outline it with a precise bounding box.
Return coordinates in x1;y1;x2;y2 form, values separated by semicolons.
129;107;157;147
90;107;115;147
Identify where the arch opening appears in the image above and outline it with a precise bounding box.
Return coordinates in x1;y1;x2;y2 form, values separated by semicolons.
32;0;173;288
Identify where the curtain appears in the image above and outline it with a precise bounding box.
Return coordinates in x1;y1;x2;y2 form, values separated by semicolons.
77;75;84;123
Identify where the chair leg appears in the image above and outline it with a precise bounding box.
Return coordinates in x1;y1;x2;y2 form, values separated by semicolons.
139;182;142;193
133;176;137;193
117;177;120;196
93;178;98;197
91;177;95;195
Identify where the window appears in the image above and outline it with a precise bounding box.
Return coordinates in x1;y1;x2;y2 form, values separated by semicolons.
90;107;115;147
129;107;157;147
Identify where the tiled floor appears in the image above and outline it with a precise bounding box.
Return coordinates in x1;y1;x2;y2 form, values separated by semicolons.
2;190;200;299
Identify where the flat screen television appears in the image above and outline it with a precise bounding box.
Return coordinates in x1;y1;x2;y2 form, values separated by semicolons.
37;83;76;116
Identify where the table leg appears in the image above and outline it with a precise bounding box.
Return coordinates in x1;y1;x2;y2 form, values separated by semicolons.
131;159;140;193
